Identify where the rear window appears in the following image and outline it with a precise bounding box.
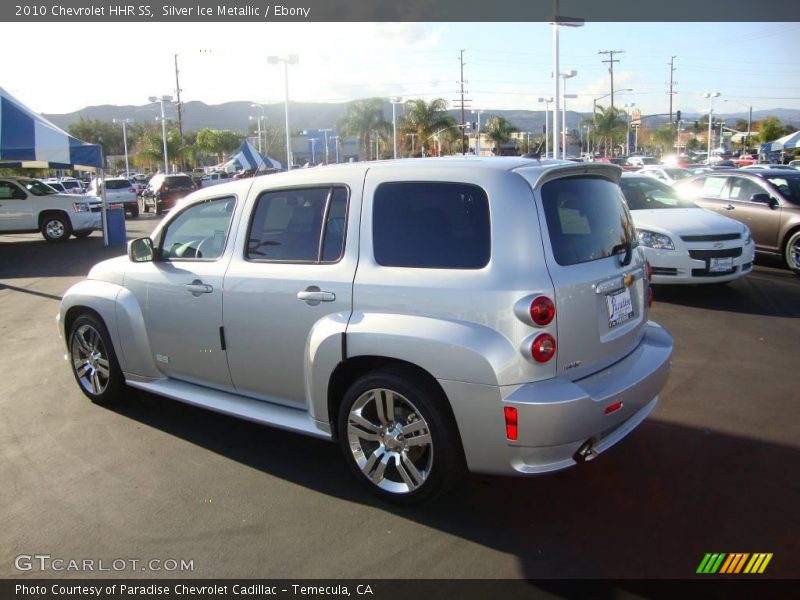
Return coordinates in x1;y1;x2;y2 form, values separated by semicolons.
541;176;636;266
105;179;132;190
167;176;193;187
372;182;490;269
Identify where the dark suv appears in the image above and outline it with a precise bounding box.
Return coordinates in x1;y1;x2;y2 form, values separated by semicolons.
674;169;800;274
141;174;196;215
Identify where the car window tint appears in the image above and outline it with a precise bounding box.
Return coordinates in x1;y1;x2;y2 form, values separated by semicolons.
372;182;490;269
700;177;727;198
620;179;695;209
160;196;236;260
728;177;765;202
0;181;26;200
541;176;636;267
106;180;131;190
167;176;193;187
247;186;348;263
765;176;800;205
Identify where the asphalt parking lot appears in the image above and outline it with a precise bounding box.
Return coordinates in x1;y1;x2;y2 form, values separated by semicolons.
1;214;799;580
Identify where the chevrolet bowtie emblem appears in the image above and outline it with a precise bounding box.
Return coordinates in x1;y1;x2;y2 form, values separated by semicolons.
623;273;634;287
714;242;725;249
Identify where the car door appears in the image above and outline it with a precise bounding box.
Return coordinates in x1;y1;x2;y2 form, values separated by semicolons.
725;176;781;252
685;175;731;214
222;183;359;409
123;195;239;389
0;180;34;230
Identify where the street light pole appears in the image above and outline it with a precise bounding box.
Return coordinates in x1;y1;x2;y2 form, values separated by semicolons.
407;133;417;156
703;92;721;162
624;102;636;155
112;118;132;178
250;103;266;153
537;98;552;158
390;97;403;159
471;110;483;156
309;138;317;165
149;95;172;174
268;54;299;169
550;2;584;162
560;70;577;159
320;128;333;163
331;135;340;163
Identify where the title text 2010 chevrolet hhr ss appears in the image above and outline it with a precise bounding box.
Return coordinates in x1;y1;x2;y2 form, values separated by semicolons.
59;158;673;503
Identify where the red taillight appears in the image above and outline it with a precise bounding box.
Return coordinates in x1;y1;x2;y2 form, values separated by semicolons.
648;287;654;308
646;261;653;283
531;333;556;363
529;295;555;327
504;406;518;440
604;401;623;415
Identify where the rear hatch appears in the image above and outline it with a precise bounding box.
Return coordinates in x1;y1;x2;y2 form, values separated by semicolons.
517;165;649;381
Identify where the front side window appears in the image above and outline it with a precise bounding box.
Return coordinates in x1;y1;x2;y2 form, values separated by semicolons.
160;196;236;260
727;177;766;202
372;182;490;269
766;176;800;205
247;186;348;263
541;176;636;266
0;181;27;200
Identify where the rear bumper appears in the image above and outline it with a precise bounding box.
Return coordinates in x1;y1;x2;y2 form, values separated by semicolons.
442;322;673;476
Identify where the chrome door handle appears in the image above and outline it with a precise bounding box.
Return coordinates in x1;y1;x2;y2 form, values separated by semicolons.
724;204;735;210
297;286;335;305
185;280;213;296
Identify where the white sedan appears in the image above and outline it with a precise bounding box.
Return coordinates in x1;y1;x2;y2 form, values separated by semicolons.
637;166;694;185
619;174;754;284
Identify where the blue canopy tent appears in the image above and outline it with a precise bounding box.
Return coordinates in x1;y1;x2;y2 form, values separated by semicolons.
220;140;283;172
0;87;115;244
0;87;102;171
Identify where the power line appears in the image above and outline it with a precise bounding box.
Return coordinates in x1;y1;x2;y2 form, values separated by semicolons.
598;50;624;108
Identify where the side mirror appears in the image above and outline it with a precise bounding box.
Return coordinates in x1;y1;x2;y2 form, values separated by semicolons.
751;193;778;208
128;237;155;263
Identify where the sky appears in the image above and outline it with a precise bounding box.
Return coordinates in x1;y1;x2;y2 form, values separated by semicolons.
4;21;800;121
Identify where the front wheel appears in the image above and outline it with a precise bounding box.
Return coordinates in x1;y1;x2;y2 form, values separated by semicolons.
785;230;800;275
41;213;72;242
68;314;125;404
337;368;465;504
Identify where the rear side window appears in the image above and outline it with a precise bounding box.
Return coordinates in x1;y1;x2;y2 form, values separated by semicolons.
167;176;194;187
247;186;348;263
699;177;727;198
541;176;636;266
372;182;490;269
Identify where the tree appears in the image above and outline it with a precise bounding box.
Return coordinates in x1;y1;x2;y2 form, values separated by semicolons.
485;116;518;154
68;119;123;158
337;98;390;160
399;98;456;157
195;129;244;162
650;125;677;155
755;117;783;144
133;123;190;172
592;105;627;156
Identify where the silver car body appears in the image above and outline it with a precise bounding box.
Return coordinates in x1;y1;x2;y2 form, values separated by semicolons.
59;158;672;476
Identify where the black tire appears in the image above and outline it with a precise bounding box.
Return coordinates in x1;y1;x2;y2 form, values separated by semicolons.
73;231;92;239
155;201;163;216
141;198;150;213
68;313;125;404
41;212;72;243
337;367;465;504
784;229;800;275
128;204;139;218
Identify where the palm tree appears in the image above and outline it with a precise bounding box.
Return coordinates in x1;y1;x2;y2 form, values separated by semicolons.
650;125;677;156
485;116;518;155
337;98;391;160
399;98;456;157
592;105;627;156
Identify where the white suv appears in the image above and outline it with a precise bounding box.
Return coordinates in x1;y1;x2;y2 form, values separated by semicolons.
59;158;673;502
0;177;101;242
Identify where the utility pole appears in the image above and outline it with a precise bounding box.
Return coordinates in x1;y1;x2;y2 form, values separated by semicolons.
174;54;184;170
667;55;677;125
598;50;624;108
454;49;471;155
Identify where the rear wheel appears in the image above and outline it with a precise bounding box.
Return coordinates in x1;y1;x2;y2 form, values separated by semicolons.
785;230;800;275
337;368;465;504
141;198;150;213
128;204;139;218
41;213;72;242
68;314;124;404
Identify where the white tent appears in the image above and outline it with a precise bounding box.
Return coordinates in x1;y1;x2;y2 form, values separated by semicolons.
218;140;283;172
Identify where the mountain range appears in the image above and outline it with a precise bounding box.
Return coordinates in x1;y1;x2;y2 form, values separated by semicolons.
43;101;800;136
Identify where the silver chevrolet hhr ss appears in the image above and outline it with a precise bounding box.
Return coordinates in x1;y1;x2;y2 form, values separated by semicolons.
58;158;673;503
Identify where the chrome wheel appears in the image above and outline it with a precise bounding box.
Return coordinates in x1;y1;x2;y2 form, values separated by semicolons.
45;219;65;239
787;233;800;272
347;388;433;494
70;324;111;396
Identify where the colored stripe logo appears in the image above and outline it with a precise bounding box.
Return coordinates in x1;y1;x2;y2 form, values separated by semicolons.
697;553;773;574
